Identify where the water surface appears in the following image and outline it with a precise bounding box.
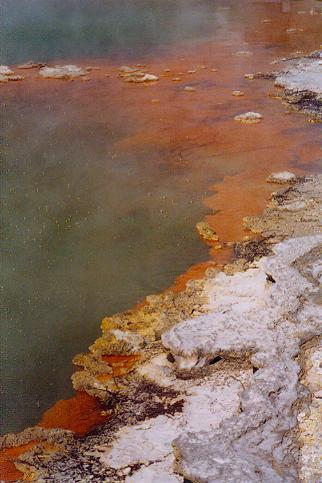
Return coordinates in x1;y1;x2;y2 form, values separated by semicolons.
1;0;234;64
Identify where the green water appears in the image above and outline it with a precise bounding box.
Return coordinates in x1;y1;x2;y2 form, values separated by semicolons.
1;70;219;434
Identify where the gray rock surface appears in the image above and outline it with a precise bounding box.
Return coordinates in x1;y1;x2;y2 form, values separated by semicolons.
272;52;322;119
275;57;322;95
164;235;321;482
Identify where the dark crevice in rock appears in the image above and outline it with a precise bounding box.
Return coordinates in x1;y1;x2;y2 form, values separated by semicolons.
167;352;175;363
266;273;276;283
234;239;272;262
209;355;223;365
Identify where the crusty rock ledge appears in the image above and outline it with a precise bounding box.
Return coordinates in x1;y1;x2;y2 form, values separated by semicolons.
266;50;322;120
165;234;321;482
1;175;321;482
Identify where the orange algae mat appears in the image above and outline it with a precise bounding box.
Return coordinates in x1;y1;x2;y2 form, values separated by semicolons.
0;442;38;482
37;356;140;434
38;390;111;436
0;393;112;480
0;356;141;481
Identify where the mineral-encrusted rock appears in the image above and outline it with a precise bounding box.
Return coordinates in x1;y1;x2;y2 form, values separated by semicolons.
234;111;262;123
118;66;159;83
39;65;87;79
18;61;46;69
95;370;251;482
123;73;159;83
163;234;321;482
195;221;219;241
273;52;322;119
0;65;24;82
232;90;245;96
297;338;322;483
73;353;113;376
119;66;141;73
0;65;14;75
244;175;322;238
267;171;297;184
162;236;321;369
275;57;322;95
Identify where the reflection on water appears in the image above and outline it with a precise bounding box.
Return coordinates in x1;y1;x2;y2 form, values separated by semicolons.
1;0;321;434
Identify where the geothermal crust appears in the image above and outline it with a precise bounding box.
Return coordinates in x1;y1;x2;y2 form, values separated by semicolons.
1;174;321;482
272;51;322;119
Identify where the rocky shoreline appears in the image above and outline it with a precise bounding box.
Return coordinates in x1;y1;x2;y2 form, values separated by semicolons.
1;172;321;482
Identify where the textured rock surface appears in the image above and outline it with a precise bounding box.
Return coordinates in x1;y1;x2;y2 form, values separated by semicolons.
118;66;159;83
93;368;251;481
17;60;46;69
275;57;322;95
99;415;182;470
195;221;219;242
232;90;245;96
272;51;322;119
267;171;296;184
234;111;262;123
0;65;14;75
125;73;159;83
0;65;24;82
243;175;322;238
164;235;321;482
298;337;322;483
39;65;87;79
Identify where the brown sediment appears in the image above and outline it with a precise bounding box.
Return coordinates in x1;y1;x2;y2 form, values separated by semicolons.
38;391;111;436
0;442;38;482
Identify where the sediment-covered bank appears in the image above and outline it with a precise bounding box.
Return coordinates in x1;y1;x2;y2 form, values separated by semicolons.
1;173;321;482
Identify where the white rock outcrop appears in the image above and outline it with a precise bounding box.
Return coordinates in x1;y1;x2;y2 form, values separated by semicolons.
94;234;322;482
39;65;87;79
161;235;321;482
234;112;262;123
0;65;24;82
267;171;297;184
275;58;322;95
